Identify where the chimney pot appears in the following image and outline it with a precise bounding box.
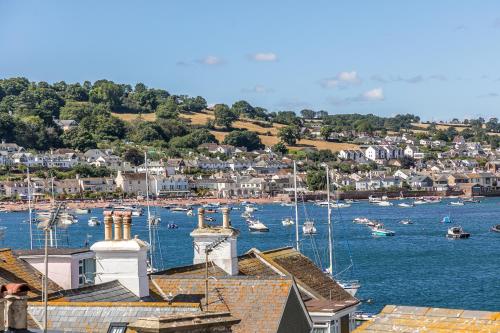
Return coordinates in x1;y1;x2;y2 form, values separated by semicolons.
122;211;132;240
222;207;230;229
198;208;205;229
103;211;113;241
113;211;123;241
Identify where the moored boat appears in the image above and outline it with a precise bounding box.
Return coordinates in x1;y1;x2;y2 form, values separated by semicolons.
441;215;452;223
302;220;317;235
490;224;500;233
398;202;414;208
376;201;393;207
371;223;395;236
399;219;413;225
74;208;91;214
88;217;100;227
248;219;269;232
450;201;464;206
281;217;294;226
447;226;470;239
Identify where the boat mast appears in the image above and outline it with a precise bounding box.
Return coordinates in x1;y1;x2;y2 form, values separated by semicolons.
144;151;154;270
326;164;333;276
293;161;299;252
27;166;33;250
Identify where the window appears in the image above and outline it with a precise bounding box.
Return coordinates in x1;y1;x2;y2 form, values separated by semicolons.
107;323;128;333
78;258;96;286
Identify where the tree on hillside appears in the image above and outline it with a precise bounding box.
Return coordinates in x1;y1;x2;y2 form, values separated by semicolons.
272;141;288;155
278;125;301;145
231;100;254;118
61;127;97;151
123;148;144;166
156;96;179;119
214;104;238;129
300;109;316;119
306;169;326;191
320;125;335;141
222;130;264;151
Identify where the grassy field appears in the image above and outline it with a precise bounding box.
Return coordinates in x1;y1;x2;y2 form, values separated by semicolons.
112;112;358;152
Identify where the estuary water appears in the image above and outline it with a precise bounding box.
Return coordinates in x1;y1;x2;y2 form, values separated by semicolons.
0;197;499;313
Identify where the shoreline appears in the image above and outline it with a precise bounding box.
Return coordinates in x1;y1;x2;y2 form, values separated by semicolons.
0;193;481;212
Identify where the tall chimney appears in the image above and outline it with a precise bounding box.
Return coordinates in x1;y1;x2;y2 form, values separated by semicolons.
1;284;30;331
222;207;230;229
91;211;150;298
122;211;132;240
113;212;123;241
198;208;205;229
104;211;113;241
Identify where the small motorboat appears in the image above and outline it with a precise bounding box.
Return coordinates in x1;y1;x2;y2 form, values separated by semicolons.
248;219;269;232
241;211;253;219
281;202;295;207
490;224;500;233
463;198;480;203
205;209;218;214
205;217;216;222
441;215;452;223
302;220;317;235
398;202;414;208
376;201;393;207
148;216;161;225
244;205;258;213
353;217;374;225
186;209;193;216
74;208;91;214
167;223;179;229
447;226;470;239
88;217;100;227
399;219;413;225
371;223;395;236
331;202;351;209
282;217;294;226
449;201;464;206
413;199;427;205
171;206;188;212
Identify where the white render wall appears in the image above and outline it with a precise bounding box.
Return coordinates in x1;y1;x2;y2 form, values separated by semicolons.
91;239;149;298
191;231;238;276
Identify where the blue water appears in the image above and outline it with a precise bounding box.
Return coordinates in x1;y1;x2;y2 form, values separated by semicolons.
1;198;499;313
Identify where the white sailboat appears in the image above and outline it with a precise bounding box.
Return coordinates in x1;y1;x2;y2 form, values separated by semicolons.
324;164;360;296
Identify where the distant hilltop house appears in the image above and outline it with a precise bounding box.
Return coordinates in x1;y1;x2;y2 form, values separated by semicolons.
54;118;78;131
198;143;247;155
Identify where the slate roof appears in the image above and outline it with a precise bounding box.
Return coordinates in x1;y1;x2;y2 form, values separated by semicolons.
14;248;91;256
151;276;299;333
28;302;200;333
31;280;153;302
354;305;500;332
0;248;61;297
155;247;359;312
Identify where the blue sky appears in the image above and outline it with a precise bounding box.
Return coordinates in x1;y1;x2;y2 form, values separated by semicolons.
1;1;500;120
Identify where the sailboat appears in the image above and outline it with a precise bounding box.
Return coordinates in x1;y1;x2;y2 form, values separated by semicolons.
324;164;360;296
145;152;161;273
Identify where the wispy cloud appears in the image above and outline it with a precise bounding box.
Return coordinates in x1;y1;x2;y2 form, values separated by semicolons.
176;61;190;67
250;52;278;62
454;24;466;31
477;92;499;98
371;74;447;84
242;84;275;94
320;71;361;89
275;98;311;110
198;55;225;65
329;88;385;106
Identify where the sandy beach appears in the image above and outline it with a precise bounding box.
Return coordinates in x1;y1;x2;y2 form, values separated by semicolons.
0;196;287;212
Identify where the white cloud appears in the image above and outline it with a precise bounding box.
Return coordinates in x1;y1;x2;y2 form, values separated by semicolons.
242;84;275;94
199;55;224;65
328;87;385;106
251;52;278;62
320;71;361;88
361;88;384;101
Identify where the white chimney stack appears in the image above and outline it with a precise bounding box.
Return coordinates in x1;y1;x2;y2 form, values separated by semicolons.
190;207;239;276
91;211;150;298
